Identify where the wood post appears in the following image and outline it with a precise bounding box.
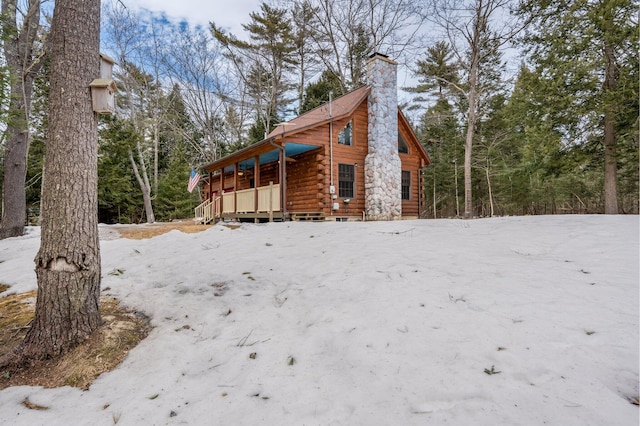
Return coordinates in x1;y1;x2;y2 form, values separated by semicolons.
269;181;274;222
219;168;225;219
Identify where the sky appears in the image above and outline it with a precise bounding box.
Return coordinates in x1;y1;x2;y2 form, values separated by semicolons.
119;0;263;34
104;0;433;116
108;0;425;87
0;215;638;425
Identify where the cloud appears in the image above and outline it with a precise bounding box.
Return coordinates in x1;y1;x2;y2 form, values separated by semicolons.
119;0;261;33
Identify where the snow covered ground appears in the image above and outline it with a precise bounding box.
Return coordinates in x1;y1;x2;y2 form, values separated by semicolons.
0;215;638;425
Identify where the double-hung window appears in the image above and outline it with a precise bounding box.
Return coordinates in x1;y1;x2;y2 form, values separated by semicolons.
338;164;355;198
401;171;411;200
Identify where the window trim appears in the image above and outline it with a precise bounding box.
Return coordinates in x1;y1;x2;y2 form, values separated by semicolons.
338;120;353;146
398;131;409;154
338;163;355;198
401;170;411;200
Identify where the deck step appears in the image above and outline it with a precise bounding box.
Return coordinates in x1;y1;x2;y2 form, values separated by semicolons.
290;212;326;222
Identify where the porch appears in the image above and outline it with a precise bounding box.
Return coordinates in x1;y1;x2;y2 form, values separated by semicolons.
196;139;326;223
195;183;283;224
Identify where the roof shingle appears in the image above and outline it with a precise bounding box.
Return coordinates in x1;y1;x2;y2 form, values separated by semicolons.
268;85;371;139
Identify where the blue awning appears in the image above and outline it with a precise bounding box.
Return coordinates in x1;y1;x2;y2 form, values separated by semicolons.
224;142;320;173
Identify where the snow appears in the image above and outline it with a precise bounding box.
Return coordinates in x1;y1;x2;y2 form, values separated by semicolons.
0;215;638;425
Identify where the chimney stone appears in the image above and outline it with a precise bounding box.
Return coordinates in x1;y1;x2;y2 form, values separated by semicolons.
365;53;402;220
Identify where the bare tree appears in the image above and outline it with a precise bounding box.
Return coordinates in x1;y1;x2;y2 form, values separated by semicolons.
301;0;428;91
291;0;322;115
428;0;523;218
0;0;46;239
1;0;101;365
102;3;160;223
162;25;239;162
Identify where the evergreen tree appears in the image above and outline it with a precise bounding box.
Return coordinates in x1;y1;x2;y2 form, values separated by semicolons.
212;2;297;140
97;117;143;223
406;41;460;104
154;87;202;220
300;69;343;113
155;141;199;221
469;34;509;217
501;65;567;214
408;41;463;218
1;0;102;366
517;0;638;213
428;0;524;218
418;98;463;218
111;61;164;223
97;84;203;223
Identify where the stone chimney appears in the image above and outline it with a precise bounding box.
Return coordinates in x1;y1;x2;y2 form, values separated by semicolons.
364;53;402;220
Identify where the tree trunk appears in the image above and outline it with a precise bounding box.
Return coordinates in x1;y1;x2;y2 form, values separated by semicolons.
454;159;460;217
486;164;494;217
463;110;475;219
0;78;30;238
463;8;482;219
153;125;159;198
13;0;102;362
603;42;618;214
0;0;42;239
464;78;477;219
433;167;437;219
129;150;156;223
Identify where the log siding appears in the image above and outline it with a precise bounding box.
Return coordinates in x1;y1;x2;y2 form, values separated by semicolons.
199;85;430;221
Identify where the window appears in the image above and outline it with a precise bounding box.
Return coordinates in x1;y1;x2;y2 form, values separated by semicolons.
338;164;355;198
338;120;352;145
401;171;411;200
398;132;409;154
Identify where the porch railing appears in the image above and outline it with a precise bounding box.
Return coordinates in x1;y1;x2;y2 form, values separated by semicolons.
222;192;235;214
236;188;256;213
257;184;280;212
194;198;217;224
194;183;281;222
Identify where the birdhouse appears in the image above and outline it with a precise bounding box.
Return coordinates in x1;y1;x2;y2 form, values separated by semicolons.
99;53;115;79
90;53;117;114
90;78;117;114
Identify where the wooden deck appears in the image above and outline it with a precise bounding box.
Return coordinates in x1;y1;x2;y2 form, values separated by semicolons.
195;183;281;224
195;186;331;224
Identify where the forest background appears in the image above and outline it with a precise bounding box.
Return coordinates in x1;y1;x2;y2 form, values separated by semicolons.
0;0;637;226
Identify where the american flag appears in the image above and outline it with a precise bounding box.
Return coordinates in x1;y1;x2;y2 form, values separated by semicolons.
187;167;201;193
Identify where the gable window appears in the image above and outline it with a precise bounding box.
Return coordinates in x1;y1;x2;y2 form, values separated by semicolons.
401;170;411;200
398;132;409;154
338;164;355;198
338;120;353;145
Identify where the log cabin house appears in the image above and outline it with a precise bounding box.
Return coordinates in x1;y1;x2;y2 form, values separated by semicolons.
195;53;430;223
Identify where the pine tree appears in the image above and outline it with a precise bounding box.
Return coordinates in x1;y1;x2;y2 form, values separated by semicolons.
429;0;524;218
517;0;638;214
418;99;463;218
212;2;297;140
408;41;463;218
300;69;344;113
1;0;102;365
98;117;143;223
